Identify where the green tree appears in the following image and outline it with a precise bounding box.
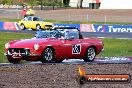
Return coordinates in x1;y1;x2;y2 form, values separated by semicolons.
26;0;38;6
63;0;70;7
1;0;8;5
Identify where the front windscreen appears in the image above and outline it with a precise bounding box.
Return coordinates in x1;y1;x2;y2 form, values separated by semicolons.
35;28;79;39
33;17;44;21
35;31;50;38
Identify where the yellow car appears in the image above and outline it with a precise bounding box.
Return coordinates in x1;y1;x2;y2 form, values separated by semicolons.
19;16;53;30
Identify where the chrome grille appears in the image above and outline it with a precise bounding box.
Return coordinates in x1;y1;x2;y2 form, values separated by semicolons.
8;48;30;56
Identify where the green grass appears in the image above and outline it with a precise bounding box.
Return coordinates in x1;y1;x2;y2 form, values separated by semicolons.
0;18;20;22
1;18;132;25
0;32;132;63
98;38;132;57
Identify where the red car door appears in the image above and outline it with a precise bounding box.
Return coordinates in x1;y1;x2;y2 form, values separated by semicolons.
63;39;83;59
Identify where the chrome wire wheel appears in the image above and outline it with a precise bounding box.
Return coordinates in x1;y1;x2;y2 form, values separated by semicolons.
41;48;54;63
87;48;95;60
84;47;96;62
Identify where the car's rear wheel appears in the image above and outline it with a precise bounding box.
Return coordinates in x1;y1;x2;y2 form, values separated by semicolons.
36;24;41;30
83;47;96;62
20;24;25;30
7;58;21;64
41;47;55;63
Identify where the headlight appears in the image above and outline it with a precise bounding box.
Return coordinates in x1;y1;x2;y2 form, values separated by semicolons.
34;44;39;50
5;43;10;49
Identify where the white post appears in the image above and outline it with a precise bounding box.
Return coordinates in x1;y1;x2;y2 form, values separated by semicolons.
17;5;19;19
86;14;89;22
68;13;70;21
105;15;106;24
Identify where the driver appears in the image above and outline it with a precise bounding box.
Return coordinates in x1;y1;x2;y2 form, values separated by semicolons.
50;30;61;38
64;30;70;39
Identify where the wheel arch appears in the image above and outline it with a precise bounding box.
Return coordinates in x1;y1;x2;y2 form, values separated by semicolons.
46;46;55;52
41;46;56;56
36;23;41;27
36;23;40;25
20;23;24;25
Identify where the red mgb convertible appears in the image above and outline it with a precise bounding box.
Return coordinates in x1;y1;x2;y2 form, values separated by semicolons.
5;27;104;64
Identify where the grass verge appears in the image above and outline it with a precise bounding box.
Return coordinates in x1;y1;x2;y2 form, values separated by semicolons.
0;32;132;63
1;18;132;25
98;38;132;57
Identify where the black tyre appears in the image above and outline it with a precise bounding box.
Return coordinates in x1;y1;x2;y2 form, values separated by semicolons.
36;24;41;30
8;58;21;64
83;47;96;62
20;24;26;30
41;48;55;63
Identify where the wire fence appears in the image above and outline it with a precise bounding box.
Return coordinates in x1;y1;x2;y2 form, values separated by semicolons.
0;8;132;23
37;13;132;23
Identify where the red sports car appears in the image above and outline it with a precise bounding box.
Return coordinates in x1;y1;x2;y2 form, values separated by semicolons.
5;27;104;64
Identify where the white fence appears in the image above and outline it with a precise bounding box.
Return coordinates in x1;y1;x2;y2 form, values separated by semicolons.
40;14;132;23
0;8;132;23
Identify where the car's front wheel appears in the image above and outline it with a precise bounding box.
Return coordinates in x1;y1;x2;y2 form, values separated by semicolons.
83;47;96;62
7;58;21;64
36;24;41;30
41;47;55;63
20;24;26;30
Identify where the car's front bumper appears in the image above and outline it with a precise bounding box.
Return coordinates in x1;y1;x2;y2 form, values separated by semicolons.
4;52;41;61
4;53;40;57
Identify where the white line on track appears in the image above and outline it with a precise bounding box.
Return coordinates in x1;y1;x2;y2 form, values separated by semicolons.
0;57;132;65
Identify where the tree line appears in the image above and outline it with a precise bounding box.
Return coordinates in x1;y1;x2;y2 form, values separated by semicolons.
0;0;84;9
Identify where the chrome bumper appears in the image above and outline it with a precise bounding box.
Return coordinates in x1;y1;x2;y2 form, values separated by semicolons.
4;53;40;57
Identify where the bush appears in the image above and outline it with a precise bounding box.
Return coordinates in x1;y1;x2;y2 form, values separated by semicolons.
1;0;12;5
37;1;63;6
26;0;39;6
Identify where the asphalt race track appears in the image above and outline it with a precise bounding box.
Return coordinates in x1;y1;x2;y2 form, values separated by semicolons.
0;63;131;88
1;30;132;39
0;57;132;66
